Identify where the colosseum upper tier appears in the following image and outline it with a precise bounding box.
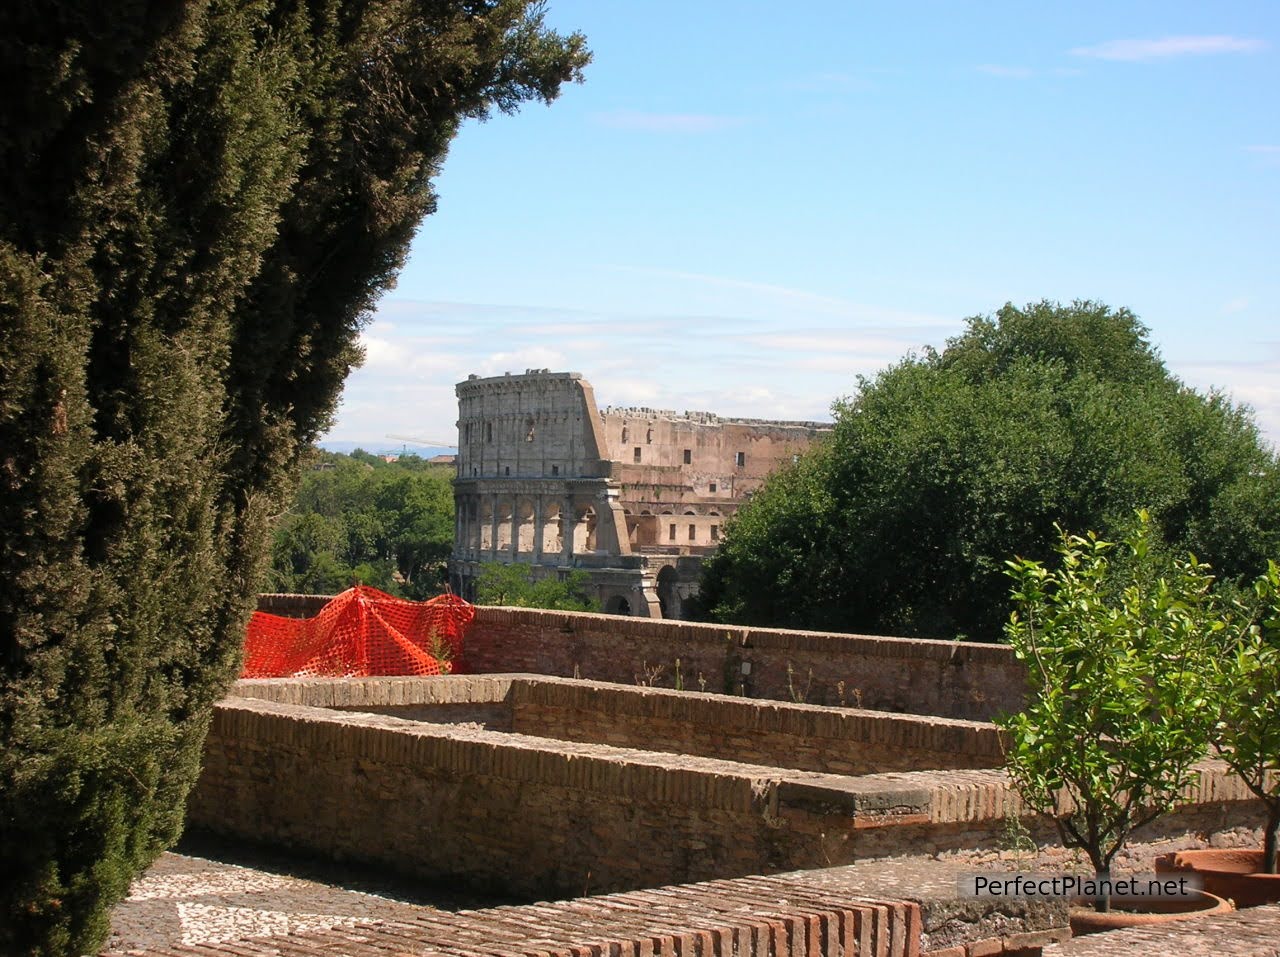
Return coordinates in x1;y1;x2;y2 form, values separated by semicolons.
449;370;831;618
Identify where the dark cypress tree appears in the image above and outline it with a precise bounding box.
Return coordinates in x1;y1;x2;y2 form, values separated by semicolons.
0;3;588;953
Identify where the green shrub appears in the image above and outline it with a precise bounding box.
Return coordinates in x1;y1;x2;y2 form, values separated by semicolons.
997;514;1219;910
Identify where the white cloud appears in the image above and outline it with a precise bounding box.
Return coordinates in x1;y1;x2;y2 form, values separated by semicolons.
591;111;747;134
358;332;406;369
1247;145;1280;154
327;381;460;445
596;377;667;408
476;346;569;378
1070;35;1266;61
1172;351;1280;450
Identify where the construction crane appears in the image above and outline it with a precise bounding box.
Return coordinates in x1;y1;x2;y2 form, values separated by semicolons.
385;433;458;455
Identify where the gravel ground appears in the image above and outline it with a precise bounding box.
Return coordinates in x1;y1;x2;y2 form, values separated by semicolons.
103;832;515;954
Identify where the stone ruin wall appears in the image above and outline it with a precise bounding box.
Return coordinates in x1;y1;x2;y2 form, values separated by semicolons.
447;370;830;618
600;406;828;555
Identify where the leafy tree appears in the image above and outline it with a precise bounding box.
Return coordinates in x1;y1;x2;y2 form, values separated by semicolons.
474;561;600;611
1212;560;1280;873
998;517;1220;910
0;3;587;954
265;450;454;598
699;301;1280;640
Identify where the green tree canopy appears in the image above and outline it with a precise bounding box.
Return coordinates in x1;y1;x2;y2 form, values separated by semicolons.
0;2;587;953
473;561;600;611
266;450;455;598
698;301;1280;641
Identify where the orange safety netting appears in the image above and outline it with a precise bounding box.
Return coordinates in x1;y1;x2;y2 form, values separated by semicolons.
242;585;475;678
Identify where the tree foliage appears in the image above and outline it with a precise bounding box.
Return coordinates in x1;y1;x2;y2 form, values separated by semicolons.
266;450;455;598
0;3;587;953
998;517;1220;907
1212;560;1280;873
473;561;600;611
699;301;1280;640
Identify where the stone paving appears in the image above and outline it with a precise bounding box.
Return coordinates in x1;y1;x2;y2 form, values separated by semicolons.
1044;904;1280;956
100;846;944;956
106;830;1280;957
102;842;491;954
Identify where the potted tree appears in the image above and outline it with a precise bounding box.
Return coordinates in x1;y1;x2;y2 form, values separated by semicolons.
997;514;1230;933
1157;560;1280;905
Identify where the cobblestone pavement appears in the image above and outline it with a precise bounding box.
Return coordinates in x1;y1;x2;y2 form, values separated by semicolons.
103;836;508;954
103;829;1261;955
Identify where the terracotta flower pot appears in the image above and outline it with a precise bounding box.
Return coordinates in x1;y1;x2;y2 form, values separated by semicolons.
1068;889;1233;937
1155;849;1280;909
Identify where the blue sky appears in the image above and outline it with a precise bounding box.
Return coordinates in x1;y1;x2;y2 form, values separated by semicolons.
330;1;1279;450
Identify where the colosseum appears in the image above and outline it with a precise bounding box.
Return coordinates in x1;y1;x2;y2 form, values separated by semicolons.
449;370;831;617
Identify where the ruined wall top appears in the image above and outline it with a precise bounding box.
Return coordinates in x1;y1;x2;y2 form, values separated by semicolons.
454;370;611;481
601;406;831;432
457;369;579;396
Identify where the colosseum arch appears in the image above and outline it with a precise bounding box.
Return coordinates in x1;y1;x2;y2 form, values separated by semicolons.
515;498;536;553
573;504;597;553
540;500;563;556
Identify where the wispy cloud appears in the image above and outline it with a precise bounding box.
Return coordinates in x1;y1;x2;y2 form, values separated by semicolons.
1246;145;1280;154
1070;35;1266;61
976;64;1034;79
602;264;952;326
1173;348;1280;450
591;111;747;134
740;331;938;358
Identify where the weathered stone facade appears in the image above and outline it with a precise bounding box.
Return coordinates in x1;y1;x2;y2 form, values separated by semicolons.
449;370;830;617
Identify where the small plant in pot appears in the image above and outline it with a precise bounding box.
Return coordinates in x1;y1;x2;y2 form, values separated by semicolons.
1158;560;1280;905
997;514;1225;929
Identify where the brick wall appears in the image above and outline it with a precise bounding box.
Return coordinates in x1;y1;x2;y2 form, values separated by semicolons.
506;677;1004;774
255;593;334;618
189;689;1262;902
253;596;1026;721
460;606;1025;721
231;675;1004;774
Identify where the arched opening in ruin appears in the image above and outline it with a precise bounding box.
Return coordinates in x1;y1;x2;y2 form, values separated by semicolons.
479;499;494;552
573;505;597;553
605;594;632;616
516;499;536;553
657;565;679;619
540;501;563;556
495;500;514;551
